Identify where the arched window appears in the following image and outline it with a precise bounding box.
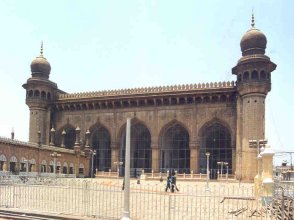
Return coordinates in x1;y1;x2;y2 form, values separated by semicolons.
120;121;151;177
220;95;227;102
90;124;111;172
160;121;190;173
63;162;68;174
211;96;218;103
199;122;232;179
41;160;47;172
243;72;249;81
28;90;33;97
9;156;17;173
0;154;6;171
34;90;40;97
260;71;266;80
47;92;51;100
195;97;202;104
69;163;74;174
203;96;210;103
251;70;258;80
41;91;46;99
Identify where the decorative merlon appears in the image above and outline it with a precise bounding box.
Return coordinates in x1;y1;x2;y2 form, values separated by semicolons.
58;81;236;100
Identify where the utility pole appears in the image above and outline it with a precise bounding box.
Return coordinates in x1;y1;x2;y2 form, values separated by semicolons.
122;118;131;220
205;152;210;191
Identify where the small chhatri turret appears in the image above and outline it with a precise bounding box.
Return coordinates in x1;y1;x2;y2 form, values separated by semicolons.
30;42;51;79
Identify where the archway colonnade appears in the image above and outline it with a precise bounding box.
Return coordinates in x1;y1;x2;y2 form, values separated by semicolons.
53;119;234;177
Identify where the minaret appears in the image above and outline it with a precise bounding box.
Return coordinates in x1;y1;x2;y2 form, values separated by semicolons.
232;14;276;180
23;43;58;144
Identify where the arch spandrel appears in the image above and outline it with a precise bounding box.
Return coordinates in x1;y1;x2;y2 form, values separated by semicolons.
88;122;111;142
116;117;152;143
158;119;191;146
197;117;233;139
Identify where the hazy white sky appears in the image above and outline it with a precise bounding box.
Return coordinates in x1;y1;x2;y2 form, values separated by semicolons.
0;0;293;163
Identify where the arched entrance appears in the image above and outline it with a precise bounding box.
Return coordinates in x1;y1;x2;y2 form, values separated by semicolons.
90;124;111;172
160;122;190;173
119;121;151;177
199;122;232;179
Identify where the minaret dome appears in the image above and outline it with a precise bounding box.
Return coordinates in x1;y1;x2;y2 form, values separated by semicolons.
30;42;51;79
240;13;267;56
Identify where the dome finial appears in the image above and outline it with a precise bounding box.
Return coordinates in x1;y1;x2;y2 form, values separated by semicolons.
251;9;255;28
40;41;44;57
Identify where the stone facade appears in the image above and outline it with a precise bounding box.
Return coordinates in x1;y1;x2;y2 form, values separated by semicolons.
1;17;277;180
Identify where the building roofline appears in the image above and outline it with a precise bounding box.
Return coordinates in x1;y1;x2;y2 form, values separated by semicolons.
58;81;236;101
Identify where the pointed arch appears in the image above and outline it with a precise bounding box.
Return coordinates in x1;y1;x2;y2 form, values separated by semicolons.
198;118;232;179
89;122;111;172
159;120;190;173
10;156;17;162
0;154;7;161
119;118;152;176
55;124;76;149
158;119;191;144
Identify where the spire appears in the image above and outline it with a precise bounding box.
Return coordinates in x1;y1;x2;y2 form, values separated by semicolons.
40;41;44;57
251;9;255;28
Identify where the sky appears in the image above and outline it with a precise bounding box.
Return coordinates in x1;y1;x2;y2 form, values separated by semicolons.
0;0;293;164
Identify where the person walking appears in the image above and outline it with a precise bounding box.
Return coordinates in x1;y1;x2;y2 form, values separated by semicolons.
171;172;179;192
165;174;171;192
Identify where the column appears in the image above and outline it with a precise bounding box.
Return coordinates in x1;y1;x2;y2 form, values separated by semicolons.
111;148;120;171
151;148;159;172
190;141;200;173
232;148;236;175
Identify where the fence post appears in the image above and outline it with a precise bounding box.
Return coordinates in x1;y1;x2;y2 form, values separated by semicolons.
168;194;171;220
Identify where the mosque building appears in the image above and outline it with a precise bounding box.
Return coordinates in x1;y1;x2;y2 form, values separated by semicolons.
0;15;276;180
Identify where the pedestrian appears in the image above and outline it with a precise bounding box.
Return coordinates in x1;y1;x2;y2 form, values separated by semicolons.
165;174;171;192
171;172;179;192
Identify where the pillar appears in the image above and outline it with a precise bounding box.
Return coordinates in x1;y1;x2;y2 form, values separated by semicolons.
151;148;159;172
190;141;200;173
111;148;120;171
232;148;236;175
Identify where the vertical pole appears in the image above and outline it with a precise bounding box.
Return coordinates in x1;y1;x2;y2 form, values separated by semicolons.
206;152;210;191
220;163;223;179
122;117;131;220
53;157;56;174
91;153;94;178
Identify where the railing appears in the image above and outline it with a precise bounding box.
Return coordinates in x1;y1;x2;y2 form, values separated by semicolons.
0;177;281;219
95;170;237;182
